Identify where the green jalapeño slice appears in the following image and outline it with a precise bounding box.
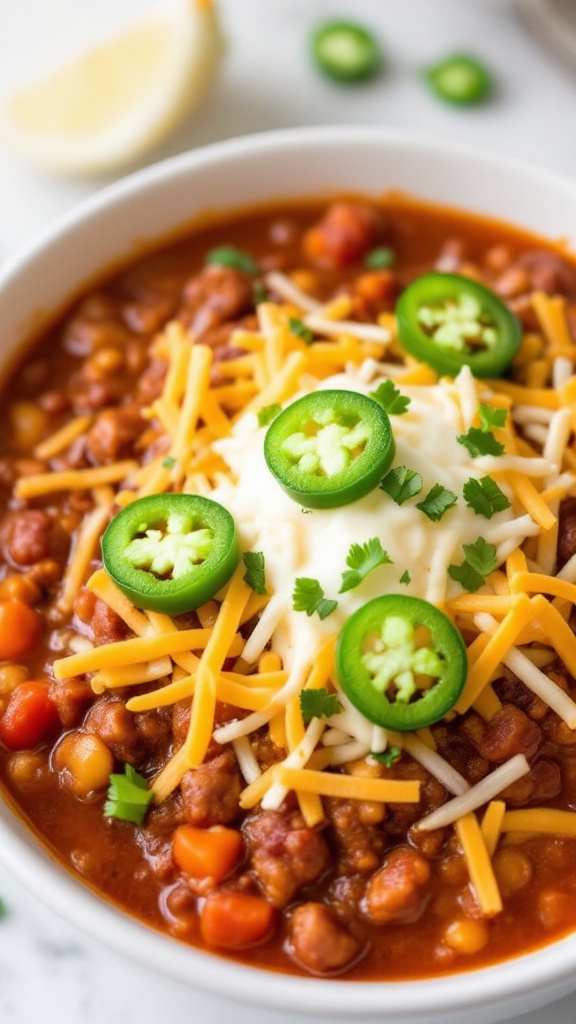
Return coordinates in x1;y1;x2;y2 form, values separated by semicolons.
336;595;467;731
264;389;395;509
396;272;521;378
101;494;239;614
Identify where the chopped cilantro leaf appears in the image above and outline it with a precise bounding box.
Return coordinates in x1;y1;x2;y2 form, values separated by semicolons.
0;896;7;919
339;537;392;593
300;687;342;724
380;465;423;505
370;379;411;415
242;551;267;595
206;245;258;275
293;577;338;620
288;317;314;345
456;427;505;457
448;537;498;593
370;745;401;767
463;476;511;518
447;561;485;593
399;569;411;585
463;537;498;577
162;455;176;468
478;403;507;432
364;246;395;270
104;764;153;826
257;403;282;427
415;483;458;522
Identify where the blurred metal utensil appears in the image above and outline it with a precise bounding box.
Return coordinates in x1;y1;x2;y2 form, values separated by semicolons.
521;0;576;69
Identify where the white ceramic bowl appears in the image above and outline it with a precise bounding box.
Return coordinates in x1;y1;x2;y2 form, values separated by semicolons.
1;126;576;1024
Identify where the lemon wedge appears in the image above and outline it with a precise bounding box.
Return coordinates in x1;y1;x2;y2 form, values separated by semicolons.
0;0;224;175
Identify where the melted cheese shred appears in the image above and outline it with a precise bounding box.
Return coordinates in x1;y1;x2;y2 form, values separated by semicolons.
455;813;502;917
39;272;576;910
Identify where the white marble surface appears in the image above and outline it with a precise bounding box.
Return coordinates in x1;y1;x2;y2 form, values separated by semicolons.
1;1;576;1021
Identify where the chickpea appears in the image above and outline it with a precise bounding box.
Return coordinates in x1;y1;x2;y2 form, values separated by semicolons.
10;402;48;451
89;347;125;376
7;751;45;786
438;855;468;887
0;663;29;696
443;917;489;955
539;889;572;929
0;574;42;606
53;731;114;797
493;848;533;896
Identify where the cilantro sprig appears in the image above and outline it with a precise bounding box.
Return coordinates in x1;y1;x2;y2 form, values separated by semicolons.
206;245;258;275
104;765;154;826
380;465;423;505
415;483;458;522
448;537;498;592
457;404;506;457
300;687;342;724
242;551;267;595
339;538;392;593
370;379;411;416
293;577;338;620
370;746;401;767
478;404;507;432
463;476;511;519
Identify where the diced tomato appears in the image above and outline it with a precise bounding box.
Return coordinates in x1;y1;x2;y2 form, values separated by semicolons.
0;681;60;750
0;599;43;660
173;825;243;882
200;892;275;949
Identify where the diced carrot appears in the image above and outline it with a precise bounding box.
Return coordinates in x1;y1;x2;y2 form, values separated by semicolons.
0;599;43;659
200;892;275;949
172;825;243;882
0;680;60;750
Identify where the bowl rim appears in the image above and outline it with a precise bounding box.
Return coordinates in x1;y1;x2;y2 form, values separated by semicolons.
2;123;576;1018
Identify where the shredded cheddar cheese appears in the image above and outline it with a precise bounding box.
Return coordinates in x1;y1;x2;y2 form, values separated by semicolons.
455;813;502;917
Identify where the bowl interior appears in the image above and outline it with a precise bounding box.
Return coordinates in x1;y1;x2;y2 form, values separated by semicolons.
1;125;576;1024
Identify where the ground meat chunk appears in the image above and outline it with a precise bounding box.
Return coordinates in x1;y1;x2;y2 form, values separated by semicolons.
0;510;58;567
514;250;576;298
75;590;128;645
48;676;94;729
85;406;143;465
364;846;431;924
244;809;330;907
84;695;144;764
474;706;542;762
289;903;361;975
302;201;386;268
348;270;397;320
178;265;253;337
500;758;562;807
558;498;576;568
327;798;385;875
136;358;168;405
62;294;134;357
180;750;241;827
